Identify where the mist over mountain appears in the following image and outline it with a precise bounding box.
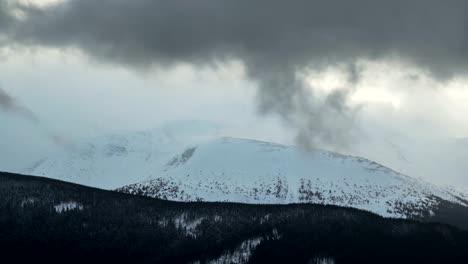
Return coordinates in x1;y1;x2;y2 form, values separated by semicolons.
22;123;468;230
24;120;221;188
2;1;468;260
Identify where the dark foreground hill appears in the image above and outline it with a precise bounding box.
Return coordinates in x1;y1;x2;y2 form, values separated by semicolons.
1;172;467;264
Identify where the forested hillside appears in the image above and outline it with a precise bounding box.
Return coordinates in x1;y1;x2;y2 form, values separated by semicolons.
1;172;467;264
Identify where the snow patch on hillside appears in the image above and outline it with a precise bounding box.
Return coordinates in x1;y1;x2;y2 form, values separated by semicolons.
311;257;336;264
191;237;263;264
20;197;37;208
445;185;468;205
54;201;83;213
174;213;204;238
195;229;282;264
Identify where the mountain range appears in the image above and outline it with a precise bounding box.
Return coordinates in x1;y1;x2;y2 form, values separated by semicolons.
24;124;468;229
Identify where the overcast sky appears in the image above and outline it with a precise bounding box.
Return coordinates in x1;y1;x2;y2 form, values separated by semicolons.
1;0;468;187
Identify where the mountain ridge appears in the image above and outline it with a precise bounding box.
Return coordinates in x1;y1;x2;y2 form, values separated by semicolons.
25;128;468;222
117;137;468;221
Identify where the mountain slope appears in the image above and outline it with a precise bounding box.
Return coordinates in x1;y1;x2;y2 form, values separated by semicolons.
27;125;468;222
26;121;220;189
118;137;468;220
1;172;468;264
25;131;173;189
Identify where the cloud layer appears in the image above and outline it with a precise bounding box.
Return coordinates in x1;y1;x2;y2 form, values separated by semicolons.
2;0;468;148
0;86;39;122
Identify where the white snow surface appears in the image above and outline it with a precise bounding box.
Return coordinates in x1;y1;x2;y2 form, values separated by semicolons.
120;137;468;218
20;197;37;208
174;213;204;238
25;132;169;189
54;201;83;213
191;237;263;264
312;258;336;264
25;122;468;219
26;121;221;189
207;237;263;264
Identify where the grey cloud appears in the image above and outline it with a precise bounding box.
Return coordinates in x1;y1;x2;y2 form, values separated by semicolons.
0;1;10;23
5;0;468;149
0;87;39;123
0;1;13;35
0;87;70;147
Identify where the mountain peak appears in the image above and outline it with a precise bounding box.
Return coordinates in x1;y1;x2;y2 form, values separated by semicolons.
118;136;468;219
25;128;468;220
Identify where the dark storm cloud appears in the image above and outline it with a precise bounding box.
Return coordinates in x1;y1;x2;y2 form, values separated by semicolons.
0;1;13;33
4;0;468;148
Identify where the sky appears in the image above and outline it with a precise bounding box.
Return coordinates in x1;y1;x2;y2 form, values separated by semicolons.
1;0;468;187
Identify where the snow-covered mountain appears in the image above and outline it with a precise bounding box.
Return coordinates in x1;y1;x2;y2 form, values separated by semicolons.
25;131;170;189
27;124;468;219
25;121;221;189
117;137;468;219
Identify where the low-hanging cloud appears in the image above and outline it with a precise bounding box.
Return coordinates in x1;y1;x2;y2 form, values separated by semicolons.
0;86;70;147
2;0;468;149
0;87;39;123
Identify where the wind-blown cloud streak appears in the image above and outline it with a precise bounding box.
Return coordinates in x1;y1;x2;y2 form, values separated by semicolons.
2;0;468;149
0;87;39;123
0;87;70;147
